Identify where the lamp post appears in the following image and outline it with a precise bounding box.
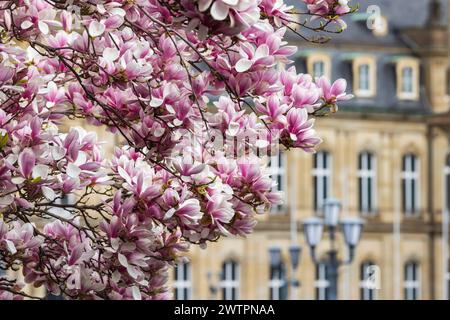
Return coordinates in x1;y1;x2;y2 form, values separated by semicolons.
303;198;365;300
269;245;302;300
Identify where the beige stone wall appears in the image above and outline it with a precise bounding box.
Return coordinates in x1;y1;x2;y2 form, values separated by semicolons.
170;116;450;300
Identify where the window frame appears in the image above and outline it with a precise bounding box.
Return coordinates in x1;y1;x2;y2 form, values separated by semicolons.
360;261;377;300
358;152;377;215
268;153;287;214
445;154;450;212
174;262;192;300
220;260;239;300
313;151;332;212
352;56;377;98
401;154;420;217
315;262;330;300
269;260;288;300
404;261;421;300
396;59;420;101
307;54;331;80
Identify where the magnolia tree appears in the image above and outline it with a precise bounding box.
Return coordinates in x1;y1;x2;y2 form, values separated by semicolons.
0;0;354;300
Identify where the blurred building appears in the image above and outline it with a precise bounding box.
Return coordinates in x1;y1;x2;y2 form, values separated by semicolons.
3;0;450;301
172;0;450;300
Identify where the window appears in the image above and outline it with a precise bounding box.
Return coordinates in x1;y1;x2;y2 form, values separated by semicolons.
46;292;64;300
220;261;239;300
445;154;450;212
313;61;325;79
268;153;286;213
358;64;370;91
269;260;288;300
358;152;377;215
360;261;377;300
174;262;192;300
307;54;331;79
447;259;450;301
353;56;376;98
401;154;420;216
50;193;76;219
396;59;419;100
313;151;332;212
315;262;330;300
401;67;413;94
404;261;420;300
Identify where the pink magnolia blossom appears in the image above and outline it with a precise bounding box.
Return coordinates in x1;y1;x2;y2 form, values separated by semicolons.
0;0;353;300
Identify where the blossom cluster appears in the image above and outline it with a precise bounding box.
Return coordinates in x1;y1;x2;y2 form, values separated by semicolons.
0;0;352;299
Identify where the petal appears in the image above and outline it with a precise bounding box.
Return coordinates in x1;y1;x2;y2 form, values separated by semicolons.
42;186;56;201
88;21;105;37
103;47;120;62
198;0;214;12
235;58;253;72
20;20;34;29
32;164;49;180
210;1;230;21
132;286;141;300
18;148;35;178
38;21;49;35
330;79;347;96
67;163;81;178
254;44;270;60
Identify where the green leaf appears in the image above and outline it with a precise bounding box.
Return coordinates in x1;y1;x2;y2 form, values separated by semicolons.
0;132;9;149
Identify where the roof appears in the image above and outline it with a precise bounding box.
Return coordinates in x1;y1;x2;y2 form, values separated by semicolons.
284;0;448;114
286;0;448;47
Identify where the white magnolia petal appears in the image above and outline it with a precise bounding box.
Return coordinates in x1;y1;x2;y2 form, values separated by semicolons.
132;286;141;300
20;20;34;29
67;163;81;178
11;177;26;185
42;186;56;201
150;97;163;108
38;21;49;35
88;21;105;37
118;253;128;268
235;58;253;73
5;239;17;254
210;1;230;21
32;164;49;179
103;47;120;62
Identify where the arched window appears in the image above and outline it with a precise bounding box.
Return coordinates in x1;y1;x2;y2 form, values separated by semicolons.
358;152;377;215
269;251;288;300
174;262;192;300
220;260;239;300
401;154;420;216
404;261;421;300
268;153;286;213
315;262;330;300
360;261;377;300
313;151;332;212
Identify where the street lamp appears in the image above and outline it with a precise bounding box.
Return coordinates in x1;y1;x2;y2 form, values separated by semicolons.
341;217;365;262
303;198;365;300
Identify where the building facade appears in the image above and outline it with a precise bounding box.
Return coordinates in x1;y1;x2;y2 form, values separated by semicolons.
170;0;450;300
3;0;450;301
